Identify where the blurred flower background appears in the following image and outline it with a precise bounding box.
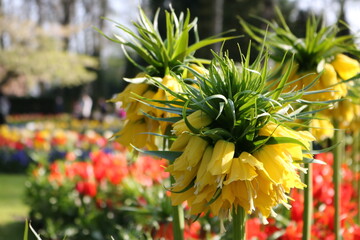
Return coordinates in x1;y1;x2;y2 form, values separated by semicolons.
0;0;360;239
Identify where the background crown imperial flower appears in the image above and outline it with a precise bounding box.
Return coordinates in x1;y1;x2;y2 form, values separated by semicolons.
100;7;237;150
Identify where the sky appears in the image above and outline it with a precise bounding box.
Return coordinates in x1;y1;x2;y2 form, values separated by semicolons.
295;0;360;33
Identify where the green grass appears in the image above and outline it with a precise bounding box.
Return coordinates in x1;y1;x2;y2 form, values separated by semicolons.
0;174;35;240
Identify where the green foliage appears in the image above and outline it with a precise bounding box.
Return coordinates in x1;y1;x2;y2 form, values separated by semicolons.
239;8;358;72
97;7;238;77
141;47;323;158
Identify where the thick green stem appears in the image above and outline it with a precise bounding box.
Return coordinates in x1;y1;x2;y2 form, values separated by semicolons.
172;204;185;240
302;163;313;240
333;120;343;240
167;132;184;240
232;206;246;240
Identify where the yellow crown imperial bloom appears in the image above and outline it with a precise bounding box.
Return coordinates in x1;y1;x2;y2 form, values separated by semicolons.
125;89;156;120
310;116;334;141
258;121;315;149
153;49;317;226
172;110;213;135
224;152;258;185
350;104;360;133
152;75;184;133
319;63;347;100
207;140;235;175
114;117;158;150
194;146;216;194
167;136;208;192
172;136;208;171
110;82;149;108
170;133;192;151
253;144;306;189
331;54;360;80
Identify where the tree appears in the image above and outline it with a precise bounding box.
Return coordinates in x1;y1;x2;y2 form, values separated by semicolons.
0;15;98;96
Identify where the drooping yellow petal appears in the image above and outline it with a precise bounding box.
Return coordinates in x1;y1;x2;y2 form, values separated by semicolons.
228;181;252;213
170;133;191;151
182;136;208;170
114;117;159;150
111;82;149;107
126;89;156;120
171;164;199;192
172;110;213;135
170;188;196;206
193;184;217;204
194;146;216;193
167;136;208;192
310;117;334;141
320;63;338;87
259;121;315;149
207;140;235;175
331;54;360;80
223;152;258;185
162;75;182;99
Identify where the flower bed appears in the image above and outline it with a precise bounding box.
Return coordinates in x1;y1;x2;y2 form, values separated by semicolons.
1;116;359;239
0;116;121;172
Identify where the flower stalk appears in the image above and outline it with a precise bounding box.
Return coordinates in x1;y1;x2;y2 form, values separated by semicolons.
333;120;344;240
356;132;360;224
172;198;185;240
302;163;312;240
233;206;246;240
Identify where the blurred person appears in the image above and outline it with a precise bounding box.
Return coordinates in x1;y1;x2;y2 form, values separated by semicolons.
0;70;16;125
79;92;93;119
0;90;10;125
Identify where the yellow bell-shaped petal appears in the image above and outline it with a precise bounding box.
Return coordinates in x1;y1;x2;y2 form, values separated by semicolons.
320;63;338;88
194;146;216;193
172;110;212;135
170;133;191;151
181;136;208;170
207;140;235;175
114;117;159;150
111;82;149;108
162;75;182;99
331;54;360;80
310;117;334;141
223;152;258;185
